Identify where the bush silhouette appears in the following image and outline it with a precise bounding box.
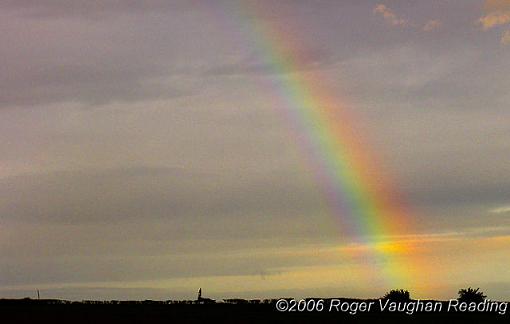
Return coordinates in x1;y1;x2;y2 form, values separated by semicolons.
457;287;486;303
382;289;411;301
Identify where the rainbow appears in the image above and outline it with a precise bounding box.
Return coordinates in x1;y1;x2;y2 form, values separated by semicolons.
210;2;421;290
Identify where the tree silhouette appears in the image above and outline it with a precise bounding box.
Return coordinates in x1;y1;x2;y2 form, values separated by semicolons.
382;289;411;301
457;287;486;303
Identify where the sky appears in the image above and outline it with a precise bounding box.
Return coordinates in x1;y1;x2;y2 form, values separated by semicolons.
1;0;509;301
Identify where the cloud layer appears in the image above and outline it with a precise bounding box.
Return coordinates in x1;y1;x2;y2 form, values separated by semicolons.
1;0;509;300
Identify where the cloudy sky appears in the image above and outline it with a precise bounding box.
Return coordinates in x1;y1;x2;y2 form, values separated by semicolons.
1;0;509;301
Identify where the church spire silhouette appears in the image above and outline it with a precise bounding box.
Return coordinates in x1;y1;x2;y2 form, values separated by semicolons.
196;288;215;304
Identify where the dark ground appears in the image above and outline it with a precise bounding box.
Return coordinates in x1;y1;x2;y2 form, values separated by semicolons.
1;298;508;323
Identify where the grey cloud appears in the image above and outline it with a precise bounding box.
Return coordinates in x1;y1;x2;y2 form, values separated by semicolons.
0;4;215;107
0;244;356;287
1;0;510;300
0;0;197;19
0;167;324;226
204;49;336;76
0;253;279;286
1;63;192;106
407;182;510;209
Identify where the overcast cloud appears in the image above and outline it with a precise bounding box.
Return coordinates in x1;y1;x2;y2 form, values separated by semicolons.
1;0;509;300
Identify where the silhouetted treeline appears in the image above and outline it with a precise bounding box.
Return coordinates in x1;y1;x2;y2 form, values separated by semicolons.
1;288;509;324
0;298;282;305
